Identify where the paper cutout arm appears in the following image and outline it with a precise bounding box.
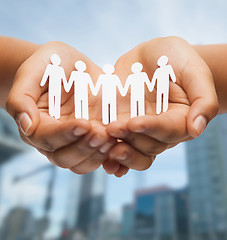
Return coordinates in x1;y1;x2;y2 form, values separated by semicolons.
65;72;74;93
122;76;132;96
144;73;152;92
88;75;96;95
169;65;176;83
116;76;125;96
150;71;158;92
93;76;102;96
61;68;68;92
40;65;50;87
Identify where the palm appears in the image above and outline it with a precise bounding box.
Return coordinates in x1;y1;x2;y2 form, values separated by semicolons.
33;43;104;133
114;77;190;144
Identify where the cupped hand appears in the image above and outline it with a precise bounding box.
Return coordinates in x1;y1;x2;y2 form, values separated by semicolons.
6;41;115;174
103;36;218;176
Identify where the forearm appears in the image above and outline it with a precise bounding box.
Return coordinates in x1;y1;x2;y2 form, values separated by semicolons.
0;37;39;108
194;44;227;114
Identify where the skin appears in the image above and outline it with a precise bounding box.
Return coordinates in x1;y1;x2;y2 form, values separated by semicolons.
0;36;224;177
193;44;227;114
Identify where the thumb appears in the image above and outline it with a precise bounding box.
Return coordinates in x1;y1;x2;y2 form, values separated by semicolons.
187;96;219;138
184;63;219;138
6;65;42;136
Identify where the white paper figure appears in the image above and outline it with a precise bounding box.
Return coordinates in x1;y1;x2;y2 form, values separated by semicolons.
151;56;176;114
93;64;124;125
65;60;95;120
40;54;68;119
123;62;152;118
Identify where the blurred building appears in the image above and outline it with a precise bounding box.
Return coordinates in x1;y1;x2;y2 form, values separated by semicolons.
97;213;121;240
0;207;35;240
0;109;28;217
63;168;106;240
0;109;27;165
131;186;189;240
63;173;82;237
121;204;134;240
186;114;227;240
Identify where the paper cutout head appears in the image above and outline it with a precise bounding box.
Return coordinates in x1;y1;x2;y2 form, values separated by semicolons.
157;55;168;67
75;60;87;72
50;54;61;66
103;64;115;75
131;62;143;74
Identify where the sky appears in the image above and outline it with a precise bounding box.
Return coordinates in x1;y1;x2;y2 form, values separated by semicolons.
0;0;227;237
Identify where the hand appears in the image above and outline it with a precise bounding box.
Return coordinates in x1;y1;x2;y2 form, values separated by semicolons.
103;36;218;176
6;41;115;175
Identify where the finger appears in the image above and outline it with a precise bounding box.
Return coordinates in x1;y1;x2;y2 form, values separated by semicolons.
6;50;52;136
70;148;109;175
25;115;91;151
114;165;130;178
102;159;129;177
187;97;218;138
107;120;168;156
127;108;191;143
181;48;219;138
109;142;155;171
43;123;110;169
102;159;121;175
6;70;40;136
70;138;116;175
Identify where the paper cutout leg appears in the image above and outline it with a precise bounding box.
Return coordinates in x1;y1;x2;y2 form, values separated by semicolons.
138;99;145;116
102;101;109;125
75;100;82;119
82;98;89;120
74;98;89;120
110;101;117;123
163;89;169;113
48;93;55;117
131;100;137;118
156;91;162;115
54;94;61;119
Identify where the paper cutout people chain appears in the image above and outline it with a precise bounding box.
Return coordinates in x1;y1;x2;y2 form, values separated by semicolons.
40;54;176;124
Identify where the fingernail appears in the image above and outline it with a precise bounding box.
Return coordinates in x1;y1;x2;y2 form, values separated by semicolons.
16;113;32;136
111;129;127;138
193;115;207;136
99;142;113;154
112;153;127;161
133;126;145;133
73;127;88;136
89;135;104;148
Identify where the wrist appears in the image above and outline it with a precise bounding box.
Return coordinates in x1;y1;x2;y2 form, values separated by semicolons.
0;37;40;108
193;44;227;114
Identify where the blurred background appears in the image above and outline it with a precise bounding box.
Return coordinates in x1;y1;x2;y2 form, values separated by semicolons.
0;0;227;240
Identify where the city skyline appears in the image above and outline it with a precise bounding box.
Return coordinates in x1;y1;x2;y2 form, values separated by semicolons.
1;0;227;239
